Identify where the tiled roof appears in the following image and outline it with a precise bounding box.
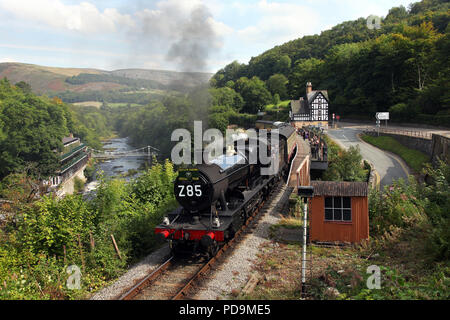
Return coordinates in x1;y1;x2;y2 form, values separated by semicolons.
307;90;329;103
62;136;79;145
311;181;368;197
290;98;309;114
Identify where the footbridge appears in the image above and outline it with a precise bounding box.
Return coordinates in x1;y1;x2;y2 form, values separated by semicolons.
91;145;159;159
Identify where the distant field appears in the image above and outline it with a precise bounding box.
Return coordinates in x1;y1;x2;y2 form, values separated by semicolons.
360;134;430;173
107;103;144;108
72;102;144;108
264;100;291;112
73;101;102;108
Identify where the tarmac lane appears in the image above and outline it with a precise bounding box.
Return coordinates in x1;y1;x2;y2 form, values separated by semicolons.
326;127;410;188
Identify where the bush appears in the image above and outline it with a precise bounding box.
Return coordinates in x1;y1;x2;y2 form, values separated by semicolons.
73;177;85;194
323;145;368;182
0;159;179;299
369;176;426;236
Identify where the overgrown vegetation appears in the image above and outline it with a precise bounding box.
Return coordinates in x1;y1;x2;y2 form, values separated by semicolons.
320;134;370;182
361;134;431;172
0;160;177;299
245;161;449;300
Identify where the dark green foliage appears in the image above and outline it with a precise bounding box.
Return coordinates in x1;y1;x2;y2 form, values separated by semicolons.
323;145;368;182
234;76;272;114
0;79;105;179
209;87;244;112
266;74;288;100
0;159;178;299
0;79;65;179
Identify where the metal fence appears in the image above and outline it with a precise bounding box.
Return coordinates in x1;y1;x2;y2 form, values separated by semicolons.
366;127;432;140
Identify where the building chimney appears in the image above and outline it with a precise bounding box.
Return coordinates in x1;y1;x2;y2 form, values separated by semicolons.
69;133;73;138
306;82;312;94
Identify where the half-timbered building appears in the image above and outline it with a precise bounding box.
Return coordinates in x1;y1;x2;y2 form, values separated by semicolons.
290;82;329;129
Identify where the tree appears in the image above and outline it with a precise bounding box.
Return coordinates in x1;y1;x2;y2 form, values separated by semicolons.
274;55;291;75
287;58;324;98
15;81;32;94
209;87;244;111
266;74;288;100
234;77;272;114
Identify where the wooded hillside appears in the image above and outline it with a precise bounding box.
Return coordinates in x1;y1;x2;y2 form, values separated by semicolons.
210;0;449;125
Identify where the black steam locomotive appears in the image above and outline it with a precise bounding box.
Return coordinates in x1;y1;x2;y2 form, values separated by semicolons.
155;121;297;256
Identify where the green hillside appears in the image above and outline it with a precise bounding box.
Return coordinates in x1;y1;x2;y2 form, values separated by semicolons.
210;0;450;126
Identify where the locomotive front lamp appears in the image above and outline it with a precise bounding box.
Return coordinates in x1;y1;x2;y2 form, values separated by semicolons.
212;217;221;228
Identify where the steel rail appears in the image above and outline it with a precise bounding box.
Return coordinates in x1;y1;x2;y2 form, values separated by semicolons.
118;256;174;300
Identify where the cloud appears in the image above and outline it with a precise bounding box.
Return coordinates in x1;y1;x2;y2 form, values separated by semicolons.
0;0;232;71
0;0;134;33
0;57;16;63
235;0;320;47
0;43;128;58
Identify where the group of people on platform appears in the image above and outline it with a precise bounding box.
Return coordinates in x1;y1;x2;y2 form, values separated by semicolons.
297;127;328;161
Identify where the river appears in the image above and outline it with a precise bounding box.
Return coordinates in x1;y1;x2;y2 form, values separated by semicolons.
84;137;148;194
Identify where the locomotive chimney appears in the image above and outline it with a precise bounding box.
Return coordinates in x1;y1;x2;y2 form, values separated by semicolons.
306;82;312;95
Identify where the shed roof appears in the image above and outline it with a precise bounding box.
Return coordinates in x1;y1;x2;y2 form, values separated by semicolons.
62;136;79;145
311;181;368;197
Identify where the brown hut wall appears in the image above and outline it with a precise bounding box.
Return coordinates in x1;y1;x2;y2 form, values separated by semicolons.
310;196;369;243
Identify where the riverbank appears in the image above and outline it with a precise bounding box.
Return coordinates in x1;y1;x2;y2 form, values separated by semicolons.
83;137;149;196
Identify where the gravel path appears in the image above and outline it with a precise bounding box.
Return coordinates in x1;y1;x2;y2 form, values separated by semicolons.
192;184;293;300
90;244;171;300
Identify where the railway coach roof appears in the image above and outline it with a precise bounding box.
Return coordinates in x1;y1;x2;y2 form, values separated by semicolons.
277;123;295;138
311;181;368;197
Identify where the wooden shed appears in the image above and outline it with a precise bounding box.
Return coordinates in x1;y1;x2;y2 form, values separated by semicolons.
309;181;369;243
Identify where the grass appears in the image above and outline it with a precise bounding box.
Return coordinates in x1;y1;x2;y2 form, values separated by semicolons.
360;134;430;173
264;100;291;112
240;230;449;300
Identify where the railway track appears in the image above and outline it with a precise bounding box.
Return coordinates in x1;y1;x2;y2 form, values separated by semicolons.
118;182;286;301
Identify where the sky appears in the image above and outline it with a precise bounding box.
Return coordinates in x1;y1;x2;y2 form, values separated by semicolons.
0;0;415;73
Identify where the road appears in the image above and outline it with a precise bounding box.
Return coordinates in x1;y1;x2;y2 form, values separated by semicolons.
326;127;410;188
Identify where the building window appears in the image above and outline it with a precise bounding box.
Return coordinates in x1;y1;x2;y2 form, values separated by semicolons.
324;196;351;221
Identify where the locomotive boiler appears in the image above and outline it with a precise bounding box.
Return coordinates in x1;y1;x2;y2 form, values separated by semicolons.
155;121;297;256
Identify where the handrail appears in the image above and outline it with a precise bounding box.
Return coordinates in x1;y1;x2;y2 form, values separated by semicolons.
60;143;86;162
366;127;432;140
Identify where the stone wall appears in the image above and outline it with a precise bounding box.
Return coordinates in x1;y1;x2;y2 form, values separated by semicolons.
56;164;87;197
364;131;432;156
431;133;450;166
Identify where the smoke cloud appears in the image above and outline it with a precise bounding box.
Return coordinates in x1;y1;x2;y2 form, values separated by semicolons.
165;5;217;72
125;0;226;73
